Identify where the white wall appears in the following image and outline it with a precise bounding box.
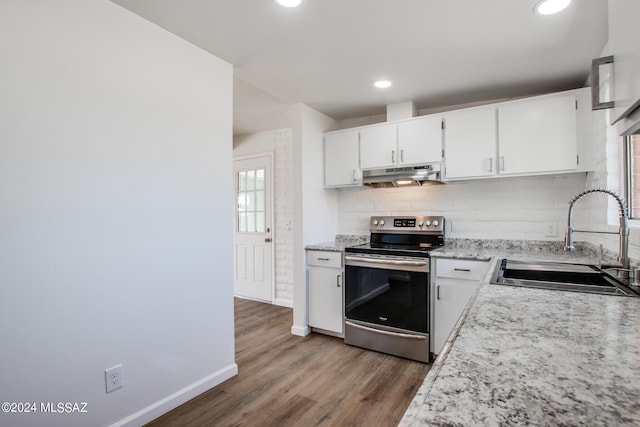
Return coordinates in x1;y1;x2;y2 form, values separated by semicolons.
0;1;235;426
575;0;640;263
233;129;295;307
292;104;338;336
300;105;340;246
337;174;587;239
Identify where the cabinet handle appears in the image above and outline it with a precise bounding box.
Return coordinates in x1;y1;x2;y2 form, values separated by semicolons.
336;274;341;287
400;149;404;163
318;257;330;261
437;285;441;300
499;156;505;171
352;169;357;183
454;268;471;272
488;157;493;172
392;150;395;163
591;56;614;110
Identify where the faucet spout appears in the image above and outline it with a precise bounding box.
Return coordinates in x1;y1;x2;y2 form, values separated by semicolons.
564;188;630;270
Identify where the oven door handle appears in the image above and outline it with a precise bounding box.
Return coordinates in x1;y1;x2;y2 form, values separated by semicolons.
345;321;427;340
344;254;429;272
344;255;427;267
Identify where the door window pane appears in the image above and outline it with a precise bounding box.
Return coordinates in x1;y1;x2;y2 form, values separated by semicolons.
237;167;266;233
256;169;264;189
256;212;265;232
247;212;256;233
238;171;246;191
238;213;247;232
247;170;255;191
256;191;264;213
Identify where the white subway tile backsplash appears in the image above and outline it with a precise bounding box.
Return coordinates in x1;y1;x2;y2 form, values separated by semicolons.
523;209;562;222
372;201;413;212
337;174;587;240
339;201;374;213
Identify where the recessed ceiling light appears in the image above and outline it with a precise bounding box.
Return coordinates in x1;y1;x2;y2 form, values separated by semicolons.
374;80;392;89
275;0;302;7
534;0;571;15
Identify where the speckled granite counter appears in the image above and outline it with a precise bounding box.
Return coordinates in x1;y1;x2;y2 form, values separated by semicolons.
400;245;640;426
431;238;605;264
305;235;368;252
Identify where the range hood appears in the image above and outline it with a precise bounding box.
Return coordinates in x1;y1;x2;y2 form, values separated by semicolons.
362;164;442;188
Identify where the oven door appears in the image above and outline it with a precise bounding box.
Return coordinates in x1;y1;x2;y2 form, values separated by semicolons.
343;253;430;362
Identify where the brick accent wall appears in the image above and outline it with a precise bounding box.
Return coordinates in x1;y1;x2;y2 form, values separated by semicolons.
274;129;294;306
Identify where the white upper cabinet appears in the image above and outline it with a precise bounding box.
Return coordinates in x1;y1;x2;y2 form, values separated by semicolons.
396;116;443;166
324;88;593;186
444;107;497;179
324;129;361;187
360;116;443;169
443;88;589;181
498;93;577;175
360;123;397;169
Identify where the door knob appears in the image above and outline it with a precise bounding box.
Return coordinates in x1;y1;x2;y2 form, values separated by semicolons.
265;237;272;242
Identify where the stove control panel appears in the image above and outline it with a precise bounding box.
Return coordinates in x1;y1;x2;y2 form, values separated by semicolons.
370;216;445;233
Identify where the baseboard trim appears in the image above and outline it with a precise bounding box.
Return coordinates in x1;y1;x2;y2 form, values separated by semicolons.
111;363;238;427
291;324;311;337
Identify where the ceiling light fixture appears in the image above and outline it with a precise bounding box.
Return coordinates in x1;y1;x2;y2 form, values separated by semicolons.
374;80;392;89
275;0;302;7
534;0;571;15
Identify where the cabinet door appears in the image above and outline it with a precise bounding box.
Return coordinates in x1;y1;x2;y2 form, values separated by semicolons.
433;278;478;354
308;266;343;333
324;130;360;187
444;108;497;179
397;116;443;166
360;123;398;169
498;93;577;175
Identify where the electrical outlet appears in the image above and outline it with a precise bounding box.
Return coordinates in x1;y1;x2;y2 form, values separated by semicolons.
545;224;557;237
105;364;123;393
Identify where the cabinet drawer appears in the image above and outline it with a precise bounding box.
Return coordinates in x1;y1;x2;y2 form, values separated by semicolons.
307;250;342;268
435;258;488;281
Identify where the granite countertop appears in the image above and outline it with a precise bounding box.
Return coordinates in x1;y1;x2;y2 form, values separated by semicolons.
305;235;368;252
400;246;640;426
431;238;606;264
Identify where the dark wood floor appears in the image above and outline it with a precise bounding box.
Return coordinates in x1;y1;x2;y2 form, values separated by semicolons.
145;298;430;427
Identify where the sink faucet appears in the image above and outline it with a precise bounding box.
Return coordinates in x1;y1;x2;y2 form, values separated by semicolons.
564;188;630;272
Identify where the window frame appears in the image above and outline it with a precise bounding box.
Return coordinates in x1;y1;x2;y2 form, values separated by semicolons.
625;133;640;220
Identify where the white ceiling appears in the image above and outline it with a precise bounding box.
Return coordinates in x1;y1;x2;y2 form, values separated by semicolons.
110;0;608;135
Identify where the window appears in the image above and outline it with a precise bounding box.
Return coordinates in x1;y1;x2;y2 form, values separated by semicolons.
625;134;640;219
236;168;265;233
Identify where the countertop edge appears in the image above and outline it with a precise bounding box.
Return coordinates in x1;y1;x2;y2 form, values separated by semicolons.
399;257;500;426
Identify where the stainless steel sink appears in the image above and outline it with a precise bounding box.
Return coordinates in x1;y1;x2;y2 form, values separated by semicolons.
490;259;640;296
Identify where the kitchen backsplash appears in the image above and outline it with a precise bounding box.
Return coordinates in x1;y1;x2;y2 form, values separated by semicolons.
336;173;588;240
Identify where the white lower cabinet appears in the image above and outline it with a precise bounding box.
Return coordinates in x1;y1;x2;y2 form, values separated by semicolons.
307;250;344;335
433;258;489;355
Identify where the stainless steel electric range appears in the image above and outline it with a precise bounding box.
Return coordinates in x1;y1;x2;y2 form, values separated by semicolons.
344;215;445;363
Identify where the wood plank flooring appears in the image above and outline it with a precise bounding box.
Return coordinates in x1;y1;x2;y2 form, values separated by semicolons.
145;298;430;427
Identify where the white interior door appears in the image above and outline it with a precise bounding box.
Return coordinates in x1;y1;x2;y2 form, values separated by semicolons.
233;155;273;303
